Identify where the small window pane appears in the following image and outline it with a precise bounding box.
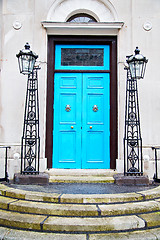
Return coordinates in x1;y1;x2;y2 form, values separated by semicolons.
61;48;104;66
67;13;97;23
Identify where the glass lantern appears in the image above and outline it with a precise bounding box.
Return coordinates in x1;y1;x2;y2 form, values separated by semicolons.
16;43;38;75
126;47;148;79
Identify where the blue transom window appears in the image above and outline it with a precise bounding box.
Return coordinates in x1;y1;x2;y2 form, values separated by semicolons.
55;45;110;70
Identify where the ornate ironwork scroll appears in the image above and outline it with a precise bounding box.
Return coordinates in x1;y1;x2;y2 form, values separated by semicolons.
124;67;143;175
21;67;40;174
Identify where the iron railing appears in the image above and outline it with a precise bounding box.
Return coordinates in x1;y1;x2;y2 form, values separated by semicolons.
0;146;11;182
152;147;160;182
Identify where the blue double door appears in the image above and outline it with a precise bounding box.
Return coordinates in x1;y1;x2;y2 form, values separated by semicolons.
53;72;110;169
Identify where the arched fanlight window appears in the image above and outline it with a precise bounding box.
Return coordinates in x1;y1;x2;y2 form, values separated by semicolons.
67;13;97;23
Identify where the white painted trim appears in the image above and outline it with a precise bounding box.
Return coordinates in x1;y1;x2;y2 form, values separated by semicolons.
41;21;124;35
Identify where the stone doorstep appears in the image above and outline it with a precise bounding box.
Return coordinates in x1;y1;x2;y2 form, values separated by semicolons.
45;169;117;177
49;176;115;183
0;196;160;217
0;209;146;232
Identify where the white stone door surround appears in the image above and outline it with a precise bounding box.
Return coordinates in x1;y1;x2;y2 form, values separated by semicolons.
42;0;123;36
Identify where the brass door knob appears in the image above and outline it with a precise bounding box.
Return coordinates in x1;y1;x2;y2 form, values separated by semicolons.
71;126;74;129
90;126;92;129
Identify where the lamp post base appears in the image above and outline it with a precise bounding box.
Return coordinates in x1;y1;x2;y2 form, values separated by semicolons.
13;173;49;185
114;173;149;186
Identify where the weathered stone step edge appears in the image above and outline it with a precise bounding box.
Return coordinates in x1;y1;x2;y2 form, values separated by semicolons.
49;176;114;183
1;226;160;240
1;195;160;217
45;169;117;177
0;208;160;233
0;208;151;233
1;184;160;204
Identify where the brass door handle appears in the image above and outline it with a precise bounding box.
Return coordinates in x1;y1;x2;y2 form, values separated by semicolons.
71;126;74;129
90;126;92;129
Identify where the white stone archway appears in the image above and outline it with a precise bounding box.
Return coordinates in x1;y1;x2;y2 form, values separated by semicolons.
47;0;118;22
42;0;123;36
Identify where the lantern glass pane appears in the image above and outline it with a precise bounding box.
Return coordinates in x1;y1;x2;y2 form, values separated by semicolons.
129;61;144;79
18;57;22;73
129;62;136;78
135;61;141;79
20;55;36;74
136;61;143;79
22;55;30;74
29;57;36;72
141;62;146;79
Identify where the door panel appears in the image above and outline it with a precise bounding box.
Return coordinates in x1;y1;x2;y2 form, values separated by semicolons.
86;94;104;123
86;131;104;163
53;73;82;168
60;93;77;123
53;72;110;169
82;73;110;169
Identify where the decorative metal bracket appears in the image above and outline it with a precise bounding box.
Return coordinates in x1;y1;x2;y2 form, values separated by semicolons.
65;104;71;112
92;105;98;112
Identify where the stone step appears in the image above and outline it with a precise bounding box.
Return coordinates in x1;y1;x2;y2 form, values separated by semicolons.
0;195;160;217
1;183;160;234
1;226;160;240
0;208;147;233
0;196;99;216
49;175;115;183
0;206;160;233
45;169;117;177
43;214;145;233
1;184;160;204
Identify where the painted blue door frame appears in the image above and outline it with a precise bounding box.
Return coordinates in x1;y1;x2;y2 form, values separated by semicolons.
53;45;110;169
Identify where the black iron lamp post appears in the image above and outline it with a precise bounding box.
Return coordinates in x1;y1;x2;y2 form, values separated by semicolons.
124;47;148;175
16;43;40;174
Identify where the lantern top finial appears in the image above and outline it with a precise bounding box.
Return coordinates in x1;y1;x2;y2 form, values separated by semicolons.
24;42;30;50
135;46;140;55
